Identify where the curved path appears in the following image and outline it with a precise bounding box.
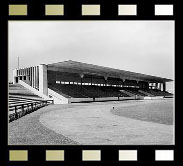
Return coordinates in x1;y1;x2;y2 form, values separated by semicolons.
40;99;174;145
8;104;79;145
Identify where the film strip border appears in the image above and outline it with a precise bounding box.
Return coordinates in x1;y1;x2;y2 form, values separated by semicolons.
8;149;175;162
8;4;174;16
7;1;175;19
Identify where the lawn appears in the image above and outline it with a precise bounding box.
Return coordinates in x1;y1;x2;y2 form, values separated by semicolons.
110;99;173;125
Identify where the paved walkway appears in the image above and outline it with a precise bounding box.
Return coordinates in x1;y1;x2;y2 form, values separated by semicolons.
40;100;174;145
8;104;79;145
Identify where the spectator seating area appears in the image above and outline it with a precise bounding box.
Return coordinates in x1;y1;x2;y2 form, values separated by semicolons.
140;89;173;97
48;83;173;98
49;84;130;98
9;84;41;98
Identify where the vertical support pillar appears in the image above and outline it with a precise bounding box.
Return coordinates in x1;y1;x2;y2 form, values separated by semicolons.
34;66;36;89
30;68;32;86
32;67;35;88
104;75;108;86
37;66;39;90
12;69;17;84
39;64;48;96
163;82;166;91
155;82;158;90
35;66;38;89
31;67;34;88
159;83;161;90
146;82;148;89
80;74;84;89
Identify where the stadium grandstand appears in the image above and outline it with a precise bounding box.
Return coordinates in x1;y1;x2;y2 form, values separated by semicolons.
11;60;173;105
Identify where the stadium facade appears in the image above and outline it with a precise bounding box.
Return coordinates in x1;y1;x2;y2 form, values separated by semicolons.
12;60;173;104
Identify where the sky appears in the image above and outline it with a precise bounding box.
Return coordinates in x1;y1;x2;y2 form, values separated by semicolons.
8;21;174;92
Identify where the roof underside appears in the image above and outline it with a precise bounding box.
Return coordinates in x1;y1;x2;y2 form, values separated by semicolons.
47;60;173;83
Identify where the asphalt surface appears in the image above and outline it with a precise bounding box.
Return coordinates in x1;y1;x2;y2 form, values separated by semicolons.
40;99;174;145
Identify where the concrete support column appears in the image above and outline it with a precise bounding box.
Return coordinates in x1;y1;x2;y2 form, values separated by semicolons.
36;66;38;89
155;82;158;89
30;67;32;86
163;82;166;91
80;74;84;89
31;67;34;88
37;66;39;89
159;83;161;90
104;75;108;86
33;67;35;88
39;64;48;96
34;66;36;89
12;69;17;84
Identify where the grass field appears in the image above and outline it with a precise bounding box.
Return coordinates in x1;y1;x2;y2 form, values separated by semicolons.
111;99;173;125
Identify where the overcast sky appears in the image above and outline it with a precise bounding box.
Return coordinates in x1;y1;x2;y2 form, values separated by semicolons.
9;21;174;91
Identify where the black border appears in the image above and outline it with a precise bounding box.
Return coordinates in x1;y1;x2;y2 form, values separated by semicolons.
0;0;181;166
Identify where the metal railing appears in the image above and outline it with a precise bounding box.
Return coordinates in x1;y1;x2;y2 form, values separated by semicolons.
9;99;53;122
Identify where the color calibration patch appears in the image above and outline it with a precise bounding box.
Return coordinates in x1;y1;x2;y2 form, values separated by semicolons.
8;150;176;161
8;4;174;16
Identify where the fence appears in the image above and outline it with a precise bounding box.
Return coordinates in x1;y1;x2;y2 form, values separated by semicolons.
9;99;53;122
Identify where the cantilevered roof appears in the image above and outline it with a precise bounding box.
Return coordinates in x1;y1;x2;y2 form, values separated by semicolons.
47;60;173;83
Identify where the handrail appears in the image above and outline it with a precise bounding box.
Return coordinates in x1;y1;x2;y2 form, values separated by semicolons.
9;100;53;108
9;99;53;122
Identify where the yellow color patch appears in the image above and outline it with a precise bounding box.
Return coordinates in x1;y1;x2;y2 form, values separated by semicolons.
9;5;27;16
9;150;28;161
118;5;137;15
46;150;64;161
82;5;100;16
45;5;64;15
82;150;101;161
119;150;137;161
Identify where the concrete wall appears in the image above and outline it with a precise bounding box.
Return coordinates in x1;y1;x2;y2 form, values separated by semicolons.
48;88;68;104
12;69;17;84
144;96;164;100
69;96;136;103
39;64;48;95
19;80;51;100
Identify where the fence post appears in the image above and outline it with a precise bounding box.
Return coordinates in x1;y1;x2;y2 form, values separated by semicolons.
31;103;33;112
27;104;29;113
15;106;17;114
22;104;24;116
15;106;18;119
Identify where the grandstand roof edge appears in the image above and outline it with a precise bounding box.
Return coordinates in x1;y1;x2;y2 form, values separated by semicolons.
47;60;173;83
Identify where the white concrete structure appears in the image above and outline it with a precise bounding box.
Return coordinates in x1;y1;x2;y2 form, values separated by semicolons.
39;64;48;96
12;64;68;104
